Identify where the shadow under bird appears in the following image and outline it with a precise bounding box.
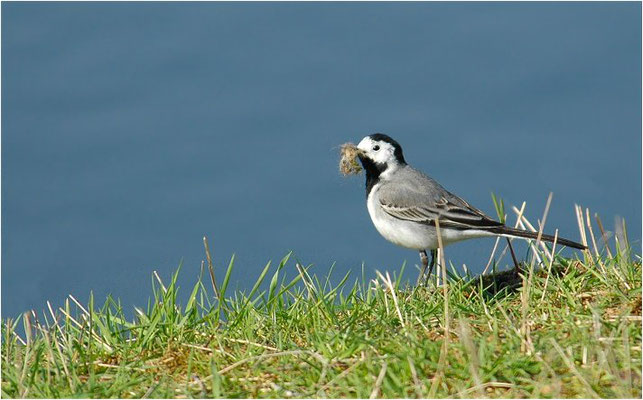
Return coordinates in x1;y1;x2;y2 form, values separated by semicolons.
352;133;586;284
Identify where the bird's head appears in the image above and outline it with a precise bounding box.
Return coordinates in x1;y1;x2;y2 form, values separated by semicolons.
356;133;406;170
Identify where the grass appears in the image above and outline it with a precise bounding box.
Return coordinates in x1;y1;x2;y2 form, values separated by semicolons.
1;207;641;398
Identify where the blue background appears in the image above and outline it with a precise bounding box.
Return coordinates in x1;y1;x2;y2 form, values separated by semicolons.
3;2;641;318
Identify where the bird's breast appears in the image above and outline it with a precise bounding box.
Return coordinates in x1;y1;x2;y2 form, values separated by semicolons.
366;186;438;250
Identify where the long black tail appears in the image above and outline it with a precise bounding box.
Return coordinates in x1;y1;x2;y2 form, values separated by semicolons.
488;226;587;250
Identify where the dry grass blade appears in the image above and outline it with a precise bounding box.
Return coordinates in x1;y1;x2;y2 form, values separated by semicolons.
225;338;279;351
519;193;553;354
46;301;70;349
574;204;589;250
436;220;449;342
455;382;514;397
594;213;613;258
375;271;405;329
295;262;317;300
152;271;167;293
534;192;553;249
142;381;162;399
58;303;113;353
407;356;423;397
68;294;90;316
540;229;559;303
622;326;633;397
369;362;388;399
512;206;547;264
429;219;449;398
550;338;600;398
614;215;629;256
315;358;364;395
50;329;75;391
458;319;483;395
485;201;527;274
9;321;26;346
216;350;326;376
585;207;600;258
583;207;607;273
57;307;83;330
483;236;502;275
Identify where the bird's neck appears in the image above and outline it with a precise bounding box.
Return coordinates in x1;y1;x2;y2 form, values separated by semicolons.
359;157;403;196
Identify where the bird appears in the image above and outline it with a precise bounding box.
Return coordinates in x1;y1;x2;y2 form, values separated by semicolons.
353;133;587;284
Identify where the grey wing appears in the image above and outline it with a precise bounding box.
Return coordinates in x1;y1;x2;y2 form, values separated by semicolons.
378;170;502;230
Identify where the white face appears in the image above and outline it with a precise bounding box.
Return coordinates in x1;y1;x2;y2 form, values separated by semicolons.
357;136;398;165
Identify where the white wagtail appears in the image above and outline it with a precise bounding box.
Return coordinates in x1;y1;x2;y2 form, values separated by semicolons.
354;133;586;283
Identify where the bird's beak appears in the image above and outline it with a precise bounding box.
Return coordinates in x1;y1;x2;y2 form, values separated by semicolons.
356;149;366;161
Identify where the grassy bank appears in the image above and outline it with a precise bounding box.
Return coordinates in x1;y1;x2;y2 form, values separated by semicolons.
2;216;641;398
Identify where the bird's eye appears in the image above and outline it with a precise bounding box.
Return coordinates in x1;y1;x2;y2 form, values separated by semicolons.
373;145;380;151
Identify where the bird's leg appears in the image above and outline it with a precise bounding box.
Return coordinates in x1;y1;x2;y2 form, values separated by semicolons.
417;250;429;286
506;238;520;275
425;249;437;286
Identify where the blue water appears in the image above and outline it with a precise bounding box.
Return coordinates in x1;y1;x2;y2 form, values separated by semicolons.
2;2;641;318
